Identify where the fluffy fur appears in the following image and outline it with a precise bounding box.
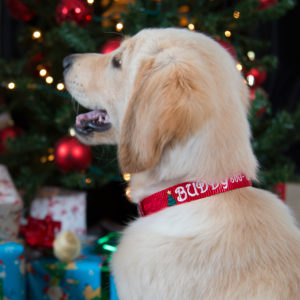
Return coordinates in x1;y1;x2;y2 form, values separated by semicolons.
64;28;300;299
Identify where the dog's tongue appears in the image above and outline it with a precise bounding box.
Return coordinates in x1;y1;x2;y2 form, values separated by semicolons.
75;110;111;135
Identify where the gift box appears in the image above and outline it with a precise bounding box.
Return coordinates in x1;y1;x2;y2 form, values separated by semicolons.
0;241;26;300
30;187;86;237
0;165;23;241
27;244;119;300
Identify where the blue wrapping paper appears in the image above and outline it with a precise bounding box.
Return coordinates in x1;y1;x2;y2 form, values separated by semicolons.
0;241;26;300
27;245;119;300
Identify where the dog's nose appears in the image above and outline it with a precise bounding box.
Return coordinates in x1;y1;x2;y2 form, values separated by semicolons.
63;54;75;71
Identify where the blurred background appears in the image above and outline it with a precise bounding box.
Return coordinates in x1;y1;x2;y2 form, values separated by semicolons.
0;0;299;233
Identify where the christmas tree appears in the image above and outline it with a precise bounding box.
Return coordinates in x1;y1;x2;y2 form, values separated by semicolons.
0;0;298;204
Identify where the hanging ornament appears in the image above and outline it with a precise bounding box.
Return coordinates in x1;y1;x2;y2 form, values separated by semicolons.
56;0;92;26
246;68;267;87
54;136;92;172
0;126;23;153
5;0;35;21
216;39;237;60
100;38;122;54
258;0;278;10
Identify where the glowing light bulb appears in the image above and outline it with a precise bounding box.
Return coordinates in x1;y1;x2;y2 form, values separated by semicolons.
116;22;124;31
39;69;47;77
85;178;92;184
123;173;131;182
87;0;94;3
233;11;240;19
224;30;231;38
69;127;76;136
247;51;255;61
7;82;16;89
32;30;41;39
45;76;53;84
188;23;195;31
56;83;65;90
40;156;47;163
247;74;255;86
236;63;243;71
48;154;55;161
125;187;132;200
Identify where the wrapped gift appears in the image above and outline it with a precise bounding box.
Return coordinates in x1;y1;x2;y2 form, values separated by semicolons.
28;245;101;300
0;165;23;241
0;241;26;300
30;187;86;237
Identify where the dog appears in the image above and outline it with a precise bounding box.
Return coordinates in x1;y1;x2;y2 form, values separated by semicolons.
63;28;300;300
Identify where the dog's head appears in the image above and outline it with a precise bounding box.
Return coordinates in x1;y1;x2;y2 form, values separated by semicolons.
64;28;250;175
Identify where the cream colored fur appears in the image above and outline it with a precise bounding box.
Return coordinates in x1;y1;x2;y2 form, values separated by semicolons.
64;28;300;300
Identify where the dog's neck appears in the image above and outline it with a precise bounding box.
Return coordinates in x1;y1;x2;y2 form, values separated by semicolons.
129;119;258;204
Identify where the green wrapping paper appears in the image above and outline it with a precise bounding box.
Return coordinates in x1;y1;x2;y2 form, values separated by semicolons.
96;233;120;300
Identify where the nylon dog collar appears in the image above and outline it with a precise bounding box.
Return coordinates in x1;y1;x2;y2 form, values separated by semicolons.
139;174;252;217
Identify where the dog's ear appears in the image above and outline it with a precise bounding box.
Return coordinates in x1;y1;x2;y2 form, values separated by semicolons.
118;48;215;173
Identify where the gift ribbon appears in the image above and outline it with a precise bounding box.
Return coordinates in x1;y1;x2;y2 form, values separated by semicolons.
96;232;120;300
20;215;61;248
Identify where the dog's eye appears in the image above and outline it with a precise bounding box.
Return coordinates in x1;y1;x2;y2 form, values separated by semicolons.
112;56;122;68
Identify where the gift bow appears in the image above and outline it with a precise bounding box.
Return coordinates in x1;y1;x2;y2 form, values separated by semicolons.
20;215;61;248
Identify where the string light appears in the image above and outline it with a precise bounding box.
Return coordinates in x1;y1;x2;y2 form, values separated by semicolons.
56;83;65;90
40;156;47;163
39;69;47;77
87;0;94;4
224;30;231;38
85;178;92;184
246;74;255;86
123;173;131;181
125;187;132;200
45;76;53;84
116;22;124;31
69;127;76;136
48;154;55;161
188;23;195;31
233;11;240;19
32;30;42;39
236;63;243;71
7;82;16;89
247;51;255;61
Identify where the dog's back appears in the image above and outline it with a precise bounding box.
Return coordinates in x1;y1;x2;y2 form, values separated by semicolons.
112;187;300;300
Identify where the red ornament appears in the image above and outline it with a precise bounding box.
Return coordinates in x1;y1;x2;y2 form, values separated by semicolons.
0;126;23;153
5;0;35;21
56;0;92;26
100;38;122;54
54;136;92;172
258;0;278;10
246;68;267;87
216;39;237;60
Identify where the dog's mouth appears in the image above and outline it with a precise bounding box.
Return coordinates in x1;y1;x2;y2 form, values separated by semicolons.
75;109;112;135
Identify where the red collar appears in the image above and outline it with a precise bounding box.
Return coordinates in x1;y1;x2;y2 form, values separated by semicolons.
139;174;252;217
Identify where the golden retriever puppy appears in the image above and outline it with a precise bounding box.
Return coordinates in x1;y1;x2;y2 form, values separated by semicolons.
63;28;300;300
